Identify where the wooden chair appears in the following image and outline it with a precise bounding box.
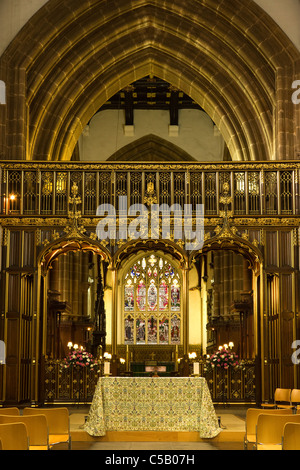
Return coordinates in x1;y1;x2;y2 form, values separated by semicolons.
282;422;300;450
0;414;49;450
0;422;29;450
255;413;300;450
0;407;20;416
261;388;291;409
0;439;2;450
244;408;293;450
23;407;71;449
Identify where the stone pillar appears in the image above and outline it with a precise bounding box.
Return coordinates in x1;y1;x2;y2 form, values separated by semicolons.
5;66;27;160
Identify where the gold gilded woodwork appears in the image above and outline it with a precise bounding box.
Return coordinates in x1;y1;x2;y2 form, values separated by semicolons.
1;1;299;162
0;0;299;405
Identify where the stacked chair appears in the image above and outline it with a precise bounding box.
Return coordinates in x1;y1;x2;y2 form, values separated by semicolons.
255;413;300;450
0;406;71;450
0;414;49;450
244;408;293;450
0;422;29;450
282;423;300;450
0;407;20;416
261;388;292;409
244;388;300;450
23;407;71;449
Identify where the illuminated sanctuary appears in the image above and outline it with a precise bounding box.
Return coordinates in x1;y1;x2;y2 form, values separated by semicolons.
0;1;299;449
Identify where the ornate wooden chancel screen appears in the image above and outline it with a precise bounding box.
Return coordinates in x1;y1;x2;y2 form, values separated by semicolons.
0;160;299;404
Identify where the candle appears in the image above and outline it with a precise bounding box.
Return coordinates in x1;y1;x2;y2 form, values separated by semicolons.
193;362;200;375
104;361;110;375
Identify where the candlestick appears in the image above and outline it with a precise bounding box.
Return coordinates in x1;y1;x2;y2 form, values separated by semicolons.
104;361;110;376
193;362;200;376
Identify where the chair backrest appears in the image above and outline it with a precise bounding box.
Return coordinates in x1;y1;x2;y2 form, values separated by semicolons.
0;407;20;416
0;422;29;450
282;423;300;450
256;414;300;446
23;407;69;434
291;389;300;405
246;408;293;436
0;414;48;446
274;388;291;404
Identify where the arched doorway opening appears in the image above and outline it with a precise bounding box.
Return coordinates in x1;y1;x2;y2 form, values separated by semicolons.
189;231;263;403
35;236;111;403
46;250;105;360
196;250;254;359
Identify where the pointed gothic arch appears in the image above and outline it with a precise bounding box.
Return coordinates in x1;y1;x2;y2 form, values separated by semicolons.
37;235;112;277
106;134;196;162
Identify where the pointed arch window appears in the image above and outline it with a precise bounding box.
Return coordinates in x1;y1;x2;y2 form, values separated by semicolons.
124;254;182;345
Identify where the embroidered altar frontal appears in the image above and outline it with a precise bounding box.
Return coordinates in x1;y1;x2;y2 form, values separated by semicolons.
84;377;221;439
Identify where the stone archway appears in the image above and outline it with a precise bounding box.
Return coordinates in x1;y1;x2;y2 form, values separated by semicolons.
0;0;299;162
106;134;197;162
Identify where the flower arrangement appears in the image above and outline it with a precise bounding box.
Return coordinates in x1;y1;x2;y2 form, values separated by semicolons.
206;348;239;370
61;348;99;369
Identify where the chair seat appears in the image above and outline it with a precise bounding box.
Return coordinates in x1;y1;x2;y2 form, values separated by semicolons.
30;445;49;450
257;444;282;451
49;434;70;445
277;405;293;409
261;404;276;408
245;434;256;444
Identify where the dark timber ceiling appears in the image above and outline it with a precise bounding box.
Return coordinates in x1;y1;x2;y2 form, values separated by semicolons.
94;75;204;125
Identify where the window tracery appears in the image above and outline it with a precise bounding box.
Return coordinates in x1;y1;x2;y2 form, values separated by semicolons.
124;254;181;345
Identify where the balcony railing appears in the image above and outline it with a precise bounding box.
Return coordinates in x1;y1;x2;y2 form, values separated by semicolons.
0;161;299;217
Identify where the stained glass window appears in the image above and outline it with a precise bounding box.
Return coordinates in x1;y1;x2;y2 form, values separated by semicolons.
124;284;134;311
136;317;146;343
148;316;157;344
137;280;146;311
159;317;169;344
159;281;168;311
124;254;182;345
171;281;180;311
171;315;181;344
125;316;134;343
148;282;157;311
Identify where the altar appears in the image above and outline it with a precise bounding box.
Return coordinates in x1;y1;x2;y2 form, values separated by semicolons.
84;377;221;439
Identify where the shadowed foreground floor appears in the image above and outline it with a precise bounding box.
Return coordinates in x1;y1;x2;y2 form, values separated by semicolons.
52;440;244;450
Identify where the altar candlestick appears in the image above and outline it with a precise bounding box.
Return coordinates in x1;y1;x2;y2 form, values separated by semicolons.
104;361;110;375
175;345;178;372
126;345;129;372
193;362;200;376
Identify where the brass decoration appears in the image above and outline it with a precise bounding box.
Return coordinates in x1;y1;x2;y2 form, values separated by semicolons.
64;183;86;238
0;215;299;229
1;161;299;171
143;181;158;205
